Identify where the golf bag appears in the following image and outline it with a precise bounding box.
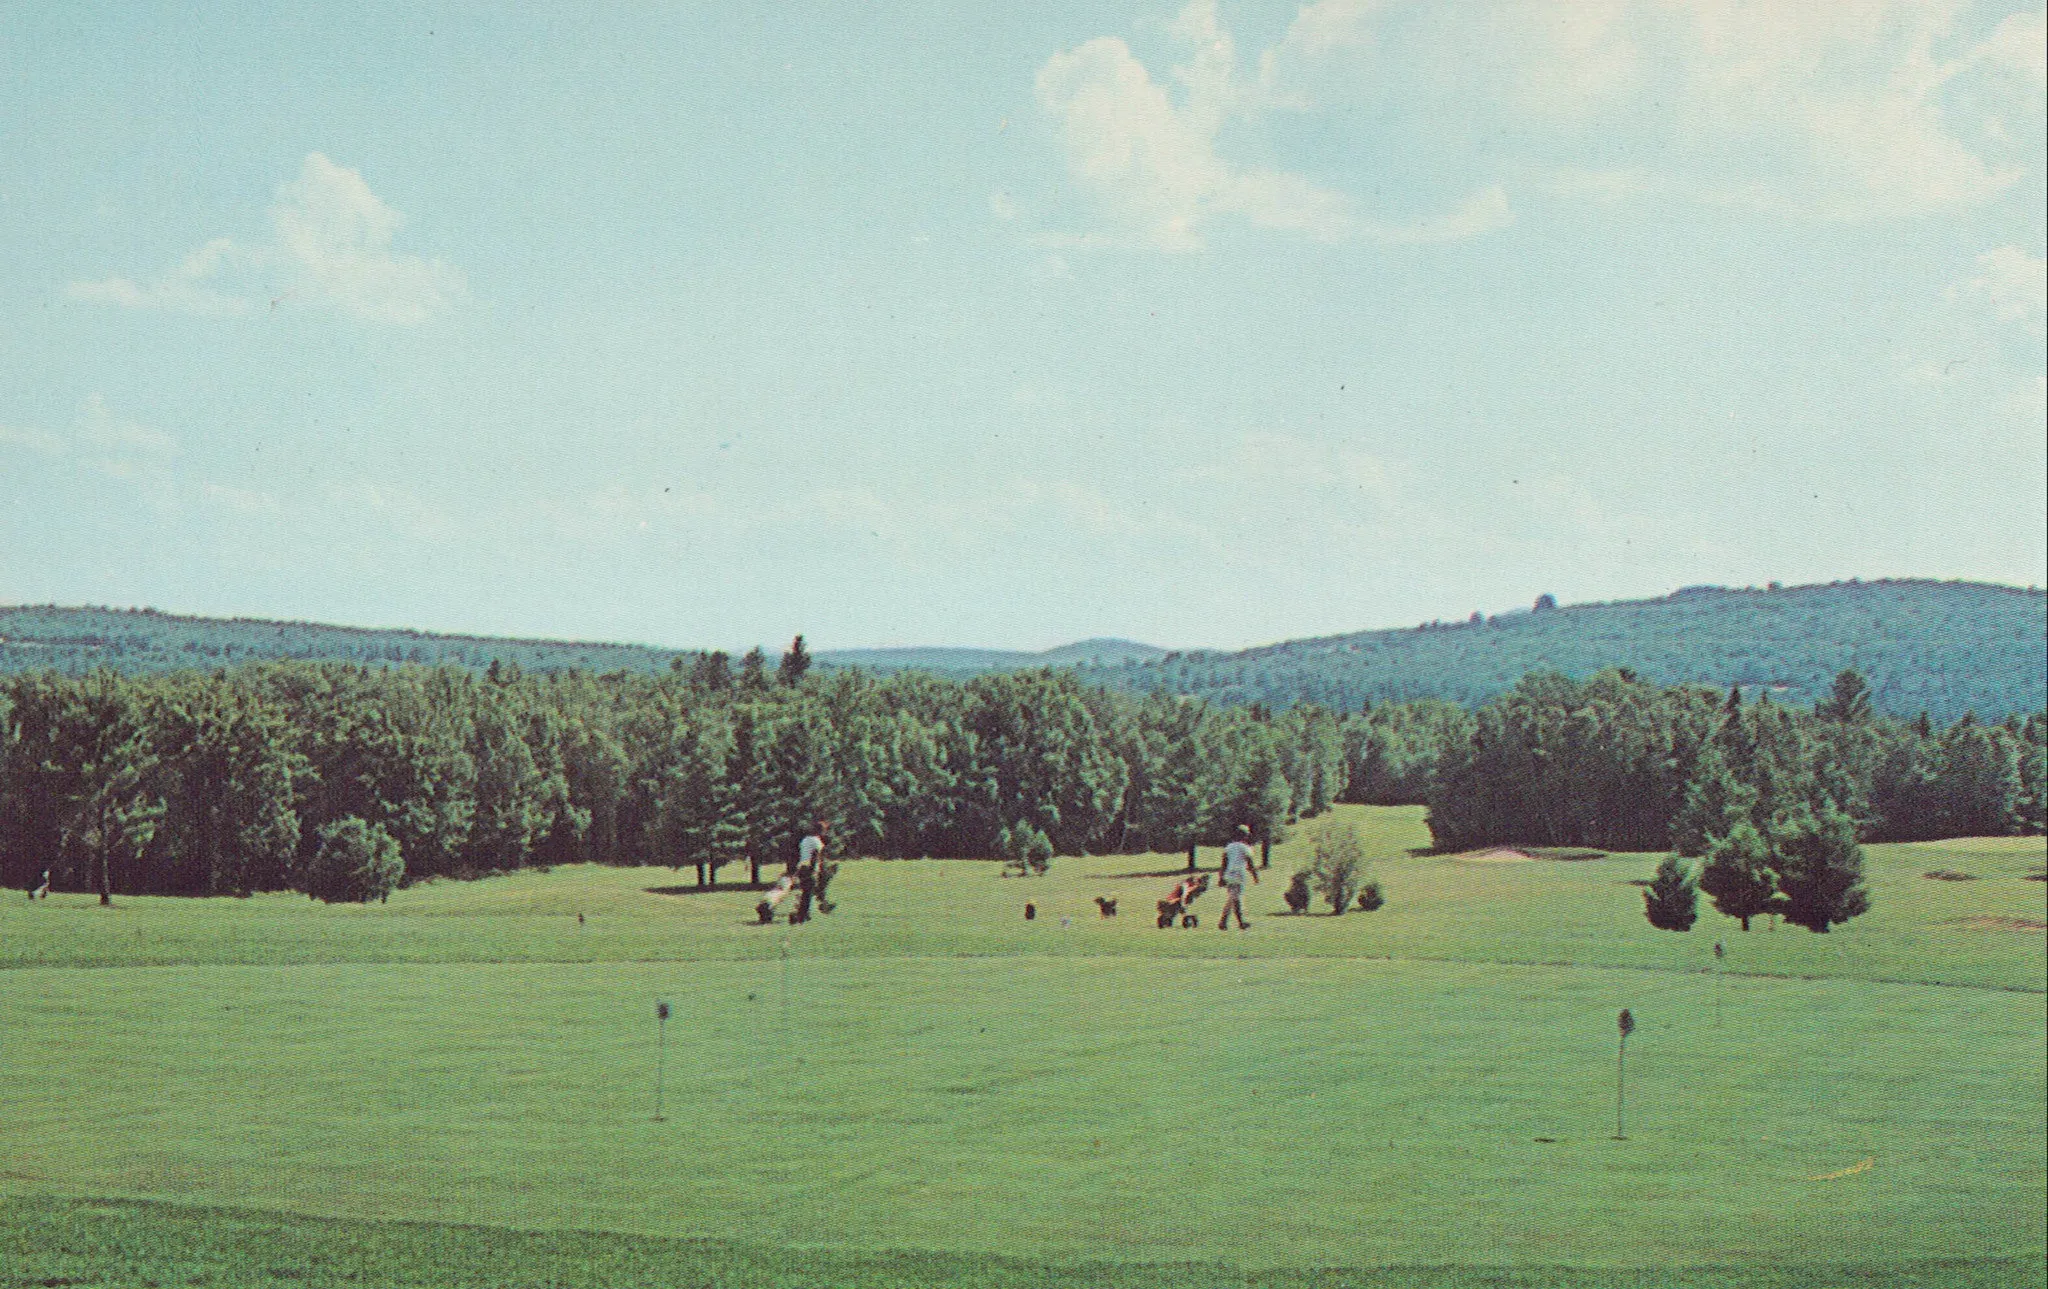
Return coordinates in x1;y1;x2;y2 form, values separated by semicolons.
755;871;799;924
1156;873;1211;928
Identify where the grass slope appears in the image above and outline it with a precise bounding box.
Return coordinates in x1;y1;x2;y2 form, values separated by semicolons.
1;808;2040;1287
0;1197;2030;1289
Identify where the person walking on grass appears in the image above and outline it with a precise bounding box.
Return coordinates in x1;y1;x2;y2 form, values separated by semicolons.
791;819;828;924
1218;824;1258;930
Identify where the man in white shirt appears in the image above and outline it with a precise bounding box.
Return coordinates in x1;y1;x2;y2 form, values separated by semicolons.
1219;824;1258;930
792;820;828;924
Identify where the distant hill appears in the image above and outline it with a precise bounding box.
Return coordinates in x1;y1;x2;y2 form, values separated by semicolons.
0;605;1165;682
816;638;1167;674
1079;580;2046;725
5;580;2040;723
0;605;695;677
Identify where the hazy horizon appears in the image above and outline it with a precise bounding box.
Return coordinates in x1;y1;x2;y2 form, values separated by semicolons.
5;3;2044;652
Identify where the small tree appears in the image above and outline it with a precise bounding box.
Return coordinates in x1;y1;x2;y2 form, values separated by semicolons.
998;822;1052;876
1283;870;1313;914
1699;821;1776;931
1769;801;1870;933
1642;855;1699;931
1355;881;1385;912
1308;818;1364;914
303;816;404;904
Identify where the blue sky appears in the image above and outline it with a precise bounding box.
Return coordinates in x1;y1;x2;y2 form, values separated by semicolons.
3;1;2043;651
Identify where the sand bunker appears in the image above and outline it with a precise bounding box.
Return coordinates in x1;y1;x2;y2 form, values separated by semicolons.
1948;915;2046;933
1453;846;1607;864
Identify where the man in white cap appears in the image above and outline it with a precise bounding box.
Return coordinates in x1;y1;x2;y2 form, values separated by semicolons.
1218;824;1258;930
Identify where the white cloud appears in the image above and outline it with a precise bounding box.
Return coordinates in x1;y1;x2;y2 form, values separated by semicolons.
0;395;176;462
67;238;252;317
1255;0;2042;220
268;153;465;325
201;483;282;516
68;153;464;324
1974;10;2047;84
0;424;66;457
75;393;178;456
1034;1;1510;251
1958;245;2048;323
1360;184;1514;244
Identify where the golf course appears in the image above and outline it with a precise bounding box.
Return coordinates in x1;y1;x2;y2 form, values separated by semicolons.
1;804;2041;1287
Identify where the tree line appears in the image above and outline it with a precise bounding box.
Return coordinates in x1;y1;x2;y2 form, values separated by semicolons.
3;649;2037;920
1421;667;2046;932
0;646;1346;902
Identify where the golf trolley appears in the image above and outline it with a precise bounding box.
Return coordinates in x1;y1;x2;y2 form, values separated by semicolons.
1156;873;1210;928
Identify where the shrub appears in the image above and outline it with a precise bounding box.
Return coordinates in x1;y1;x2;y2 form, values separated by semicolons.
998;822;1053;876
1283;870;1313;914
303;817;404;904
1308;819;1364;915
1356;881;1384;912
1642;855;1699;931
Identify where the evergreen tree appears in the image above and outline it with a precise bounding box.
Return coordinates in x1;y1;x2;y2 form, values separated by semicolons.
778;636;813;688
724;708;769;881
1699;821;1776;931
1643;855;1700;931
1670;741;1756;857
1815;668;1874;724
738;648;770;692
303;816;404;903
1933;715;2022;838
690;651;734;693
2016;713;2047;834
1768;800;1870;933
761;716;820;871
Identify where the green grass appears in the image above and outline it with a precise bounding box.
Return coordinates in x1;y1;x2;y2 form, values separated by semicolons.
1;807;2041;1287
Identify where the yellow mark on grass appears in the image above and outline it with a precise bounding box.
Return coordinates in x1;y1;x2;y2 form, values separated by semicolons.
1808;1157;1874;1181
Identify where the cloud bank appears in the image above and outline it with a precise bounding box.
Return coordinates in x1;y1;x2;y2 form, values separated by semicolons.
1035;1;2045;249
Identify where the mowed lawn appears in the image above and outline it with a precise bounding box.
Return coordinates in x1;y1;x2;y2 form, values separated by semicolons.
1;806;2041;1287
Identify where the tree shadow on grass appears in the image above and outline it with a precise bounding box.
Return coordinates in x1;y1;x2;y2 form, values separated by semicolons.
645;881;777;897
1088;868;1207;880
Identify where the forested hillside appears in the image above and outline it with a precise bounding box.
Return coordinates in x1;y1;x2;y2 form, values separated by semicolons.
0;605;693;676
814;638;1166;673
1087;580;2046;725
0;606;1163;681
7;579;2042;724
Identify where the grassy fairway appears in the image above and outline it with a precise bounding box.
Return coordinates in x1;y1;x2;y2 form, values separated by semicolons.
1;807;2041;1287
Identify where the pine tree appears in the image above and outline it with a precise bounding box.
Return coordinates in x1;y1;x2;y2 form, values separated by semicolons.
1670;741;1756;857
1934;715;2023;838
1815;668;1874;724
778;636;813;688
1769;800;1870;933
1699;820;1776;931
689;651;734;693
738;648;770;692
1643;855;1699;931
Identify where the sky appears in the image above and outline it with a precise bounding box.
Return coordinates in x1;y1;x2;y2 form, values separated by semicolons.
2;2;2043;653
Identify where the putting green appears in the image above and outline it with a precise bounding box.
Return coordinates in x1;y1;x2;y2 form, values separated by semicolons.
0;807;2040;1286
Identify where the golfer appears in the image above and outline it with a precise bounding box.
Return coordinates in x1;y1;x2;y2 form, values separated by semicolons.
791;819;827;923
1218;824;1258;930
